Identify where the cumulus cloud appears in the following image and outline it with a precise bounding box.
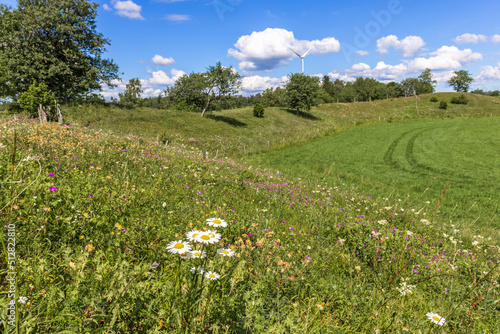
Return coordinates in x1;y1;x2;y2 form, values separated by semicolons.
228;28;340;71
328;61;408;82
432;71;455;83
152;55;176;66
241;75;288;92
148;69;186;86
476;63;500;82
492;35;500;44
407;45;482;72
376;35;425;58
102;4;112;11
355;50;369;56
453;33;488;44
142;88;163;98
112;0;144;20
165;14;191;22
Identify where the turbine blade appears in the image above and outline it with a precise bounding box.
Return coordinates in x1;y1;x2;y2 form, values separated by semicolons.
302;47;313;58
289;47;302;58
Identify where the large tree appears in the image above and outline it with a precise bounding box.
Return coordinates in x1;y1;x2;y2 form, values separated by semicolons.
0;0;119;102
119;78;142;107
285;73;320;113
167;62;241;117
447;70;474;92
417;68;437;94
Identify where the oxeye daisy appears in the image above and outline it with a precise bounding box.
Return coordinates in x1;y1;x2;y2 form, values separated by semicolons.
179;252;192;259
204;271;220;281
166;240;191;254
190;266;205;275
207;230;221;243
186;230;202;242
191;250;206;258
206;218;227;228
426;312;445;326
217;248;235;257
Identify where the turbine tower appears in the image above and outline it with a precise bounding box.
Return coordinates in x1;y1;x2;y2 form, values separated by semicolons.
289;47;313;74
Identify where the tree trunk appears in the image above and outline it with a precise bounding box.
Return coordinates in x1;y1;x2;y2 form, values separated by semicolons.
201;97;211;117
296;107;299;115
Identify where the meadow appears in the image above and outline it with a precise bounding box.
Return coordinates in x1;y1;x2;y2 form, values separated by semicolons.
0;93;499;332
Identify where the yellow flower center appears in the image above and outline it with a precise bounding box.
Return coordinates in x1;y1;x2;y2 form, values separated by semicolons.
201;235;210;240
174;243;184;249
209;274;215;278
432;316;440;322
180;252;187;257
222;251;229;255
194;252;201;256
213;220;221;225
208;233;215;238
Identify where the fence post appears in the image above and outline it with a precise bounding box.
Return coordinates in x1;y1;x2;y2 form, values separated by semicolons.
55;99;63;124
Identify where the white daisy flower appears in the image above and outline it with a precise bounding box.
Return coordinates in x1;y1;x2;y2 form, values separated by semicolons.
186;230;202;242
190;266;205;275
204;271;220;280
206;218;228;228
18;296;28;304
426;312;446;326
195;230;221;244
207;230;221;243
179;252;192;259
217;248;235;257
166;240;192;254
191;250;207;258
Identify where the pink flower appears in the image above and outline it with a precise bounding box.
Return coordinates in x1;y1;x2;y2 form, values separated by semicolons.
50;186;57;191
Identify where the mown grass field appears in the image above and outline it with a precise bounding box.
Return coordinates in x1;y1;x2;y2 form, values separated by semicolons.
249;117;500;228
1;93;499;333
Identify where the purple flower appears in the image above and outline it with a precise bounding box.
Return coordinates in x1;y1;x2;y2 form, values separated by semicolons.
89;195;93;198
151;262;159;269
50;186;57;191
248;233;252;236
306;255;311;261
49;173;55;176
122;229;127;232
290;227;294;230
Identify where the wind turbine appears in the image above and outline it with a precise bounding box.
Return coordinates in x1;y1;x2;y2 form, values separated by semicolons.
289;47;313;74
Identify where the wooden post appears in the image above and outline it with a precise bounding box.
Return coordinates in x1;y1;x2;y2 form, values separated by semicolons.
38;104;47;124
55;99;63;124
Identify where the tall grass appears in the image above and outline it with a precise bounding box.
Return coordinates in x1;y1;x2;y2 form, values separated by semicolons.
1;118;499;332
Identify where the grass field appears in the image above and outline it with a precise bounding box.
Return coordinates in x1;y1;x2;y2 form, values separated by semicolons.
1;94;500;332
249;117;500;228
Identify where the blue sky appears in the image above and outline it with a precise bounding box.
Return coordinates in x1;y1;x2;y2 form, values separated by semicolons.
2;0;500;98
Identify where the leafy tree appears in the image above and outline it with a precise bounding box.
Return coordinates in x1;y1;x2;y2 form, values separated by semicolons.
253;103;264;117
387;82;404;98
119;78;142;107
0;0;119;102
322;75;335;97
417;68;436;94
18;80;55;118
447;70;474;92
167;72;210;112
400;78;420;96
285;73;320;113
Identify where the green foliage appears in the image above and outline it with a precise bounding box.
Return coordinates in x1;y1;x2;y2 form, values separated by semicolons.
430;96;438;102
18;80;55;117
261;87;286;107
253;103;265;117
119;78;143;108
447;70;474;92
439;101;448;109
0;0;119;102
450;94;469;105
285;73;320;112
417;68;437;94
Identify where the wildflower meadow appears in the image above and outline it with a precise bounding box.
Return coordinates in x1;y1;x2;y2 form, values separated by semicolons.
1;117;499;333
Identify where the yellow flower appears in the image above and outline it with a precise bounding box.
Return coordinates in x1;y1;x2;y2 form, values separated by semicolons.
85;244;95;252
79;235;84;239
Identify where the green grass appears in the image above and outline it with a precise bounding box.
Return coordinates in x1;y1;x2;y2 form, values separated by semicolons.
249;117;500;227
1;94;499;332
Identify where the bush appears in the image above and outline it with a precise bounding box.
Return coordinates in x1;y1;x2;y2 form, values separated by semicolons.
253;103;264;117
430;96;438;102
18;80;55;118
450;94;469;105
439;101;448;109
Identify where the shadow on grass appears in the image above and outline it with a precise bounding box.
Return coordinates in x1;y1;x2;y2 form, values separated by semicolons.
284;108;322;121
206;114;247;127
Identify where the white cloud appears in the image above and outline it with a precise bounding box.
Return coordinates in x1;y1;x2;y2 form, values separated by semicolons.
432;71;455;83
476;63;500;82
376;35;425;58
165;14;191;22
152;55;176;66
228;28;340;71
241;75;287;92
492;35;500;44
148;69;186;86
453;33;488;44
112;0;144;20
355;50;369;56
407;46;482;72
329;61;408;82
142;88;163;98
102;4;112;11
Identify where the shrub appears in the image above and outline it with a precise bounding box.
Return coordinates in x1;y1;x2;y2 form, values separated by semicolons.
430;96;438;102
253;103;265;117
18;80;55;118
450;94;469;105
439;101;448;109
